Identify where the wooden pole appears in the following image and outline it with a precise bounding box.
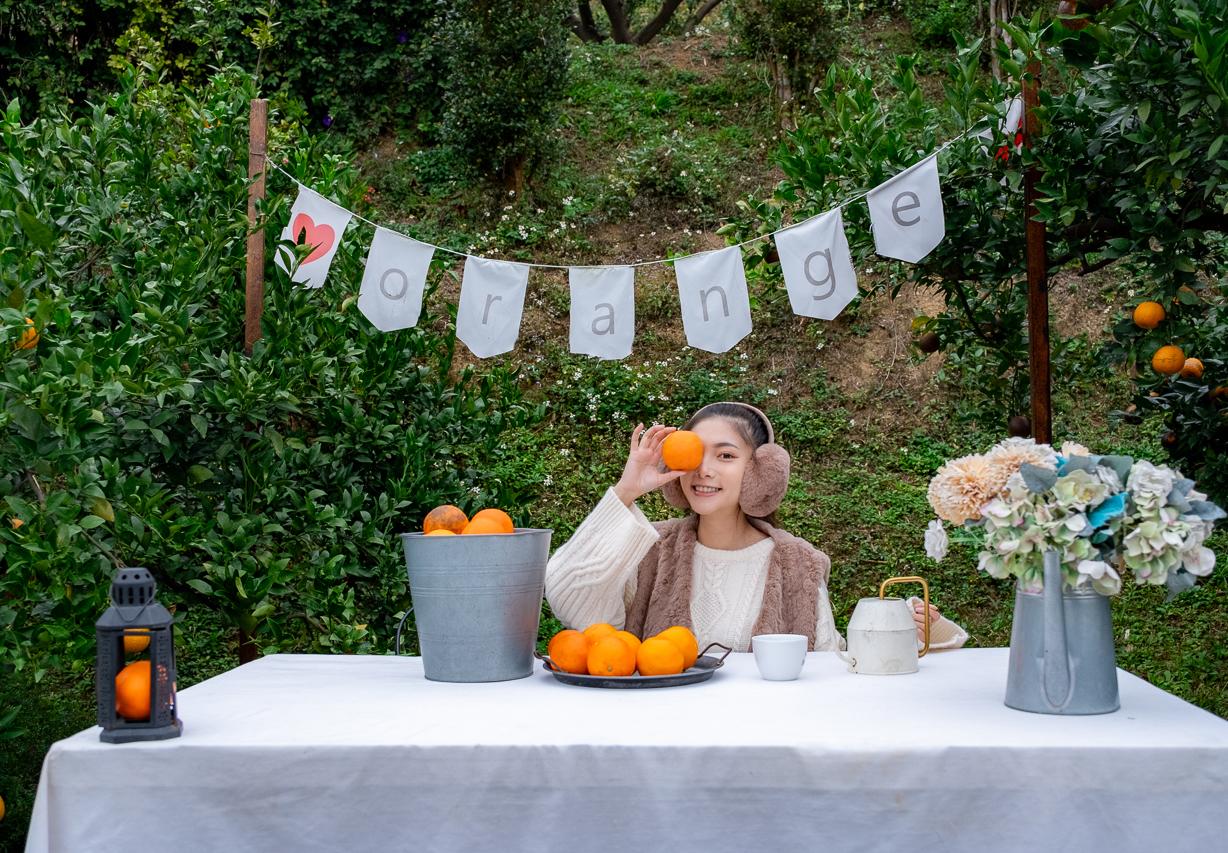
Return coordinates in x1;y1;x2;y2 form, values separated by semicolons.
1022;61;1052;444
245;98;269;356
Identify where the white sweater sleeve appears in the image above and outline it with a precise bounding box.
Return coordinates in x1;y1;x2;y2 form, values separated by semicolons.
907;596;969;650
544;488;661;631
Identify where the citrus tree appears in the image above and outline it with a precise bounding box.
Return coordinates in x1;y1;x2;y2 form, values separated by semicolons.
1;66;543;677
725;0;1227;496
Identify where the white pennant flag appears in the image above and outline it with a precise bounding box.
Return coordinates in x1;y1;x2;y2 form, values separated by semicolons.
358;227;433;332
276;185;353;289
569;266;635;360
674;246;752;353
456;256;530;358
866;155;945;263
775;208;858;321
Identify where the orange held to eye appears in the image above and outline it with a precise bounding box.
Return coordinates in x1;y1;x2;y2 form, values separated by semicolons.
655;625;699;669
470;508;514;533
661;430;704;471
547;629;591;675
587;636;637;677
1151;345;1186;376
423;504;468;535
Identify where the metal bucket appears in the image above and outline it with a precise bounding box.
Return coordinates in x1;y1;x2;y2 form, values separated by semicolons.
398;528;551;682
1005;550;1120;715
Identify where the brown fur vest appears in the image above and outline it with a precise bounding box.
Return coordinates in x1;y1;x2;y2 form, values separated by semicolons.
623;514;831;651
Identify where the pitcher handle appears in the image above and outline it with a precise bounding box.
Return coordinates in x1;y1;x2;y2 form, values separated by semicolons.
879;576;930;658
1041;551;1073;710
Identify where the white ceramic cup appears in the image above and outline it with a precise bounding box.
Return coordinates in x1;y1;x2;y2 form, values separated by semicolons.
751;633;808;681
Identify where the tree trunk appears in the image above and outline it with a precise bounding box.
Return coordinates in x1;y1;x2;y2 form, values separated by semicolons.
599;0;633;43
632;0;686;45
568;1;606;42
238;627;259;664
682;0;725;34
503;156;527;195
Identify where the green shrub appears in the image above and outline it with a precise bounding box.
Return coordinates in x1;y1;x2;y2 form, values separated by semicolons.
901;0;980;47
730;0;842;114
438;0;572;188
0;64;544;678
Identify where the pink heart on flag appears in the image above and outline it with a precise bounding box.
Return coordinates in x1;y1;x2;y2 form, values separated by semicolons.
292;213;336;264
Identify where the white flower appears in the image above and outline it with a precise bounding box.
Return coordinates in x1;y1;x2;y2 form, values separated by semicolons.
1127;460;1175;501
1060;440;1091;458
1182;546;1216;577
1076;559;1122;595
924;520;949;562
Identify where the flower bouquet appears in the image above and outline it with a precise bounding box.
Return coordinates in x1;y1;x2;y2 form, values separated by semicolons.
924;437;1223;714
925;438;1223;598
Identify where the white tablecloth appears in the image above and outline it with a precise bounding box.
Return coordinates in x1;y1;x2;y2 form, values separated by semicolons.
26;649;1228;853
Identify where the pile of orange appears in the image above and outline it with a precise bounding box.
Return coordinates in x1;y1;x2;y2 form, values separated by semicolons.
422;505;515;536
547;623;699;677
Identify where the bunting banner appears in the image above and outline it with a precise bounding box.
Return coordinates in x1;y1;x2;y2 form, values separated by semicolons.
866;154;945;264
266;107;1022;359
569;266;635;360
358;227;433;332
456;256;530;358
674;246;752;354
276;186;353;289
774;208;858;321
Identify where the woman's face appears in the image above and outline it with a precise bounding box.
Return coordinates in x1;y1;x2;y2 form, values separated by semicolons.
679;416;753;517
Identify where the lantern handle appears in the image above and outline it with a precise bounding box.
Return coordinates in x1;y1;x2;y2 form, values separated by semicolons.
394;606;416;655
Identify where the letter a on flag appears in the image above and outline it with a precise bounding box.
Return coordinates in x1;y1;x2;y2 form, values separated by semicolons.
276;185;353;289
569;266;635;360
866;155;945;263
456;256;529;358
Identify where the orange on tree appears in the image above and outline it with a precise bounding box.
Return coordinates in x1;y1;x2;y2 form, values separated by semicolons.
582;623;618;645
655;625;699;669
637;637;685;675
461;516;507;534
471;508;514;533
8;517;22;529
1180;358;1204;380
613;630;641;658
423;504;468;535
547;629;591;675
15;317;38;350
661;430;704;471
587;636;637;677
1132;301;1165;330
124;629;151;654
1151;345;1186;376
115;660;152;721
424;529;456;536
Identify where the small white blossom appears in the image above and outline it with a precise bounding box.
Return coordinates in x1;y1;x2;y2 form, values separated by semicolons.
924;520;949;562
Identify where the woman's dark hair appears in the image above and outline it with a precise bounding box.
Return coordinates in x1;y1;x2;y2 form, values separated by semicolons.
686;403;780;527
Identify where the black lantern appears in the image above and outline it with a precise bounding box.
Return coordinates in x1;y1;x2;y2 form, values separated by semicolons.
95;567;182;743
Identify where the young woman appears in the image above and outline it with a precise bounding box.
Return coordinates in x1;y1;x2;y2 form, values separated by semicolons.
545;401;967;652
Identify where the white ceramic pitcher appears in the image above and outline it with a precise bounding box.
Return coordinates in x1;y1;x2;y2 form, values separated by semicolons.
836;576;930;675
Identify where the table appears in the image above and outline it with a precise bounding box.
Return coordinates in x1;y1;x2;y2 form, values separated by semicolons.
26;649;1228;853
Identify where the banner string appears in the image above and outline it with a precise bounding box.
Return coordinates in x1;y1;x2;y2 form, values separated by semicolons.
263;119;989;272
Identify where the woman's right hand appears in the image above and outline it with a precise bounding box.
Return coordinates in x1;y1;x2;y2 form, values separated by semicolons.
613;423;686;506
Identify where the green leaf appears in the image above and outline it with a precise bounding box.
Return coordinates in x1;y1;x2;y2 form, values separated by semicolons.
188;464;215;483
89;497;115;523
16;203;54;250
187;579;214;595
191;414;209;437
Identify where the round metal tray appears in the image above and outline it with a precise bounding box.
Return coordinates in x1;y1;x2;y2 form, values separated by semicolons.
536;642;733;688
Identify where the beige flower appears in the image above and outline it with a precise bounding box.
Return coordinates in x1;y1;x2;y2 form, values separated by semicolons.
928;454;1000;524
984;438;1058;495
1060;440;1091;458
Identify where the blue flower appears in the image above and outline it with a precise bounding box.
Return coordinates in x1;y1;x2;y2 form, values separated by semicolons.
322;114;334;128
1088;492;1127;529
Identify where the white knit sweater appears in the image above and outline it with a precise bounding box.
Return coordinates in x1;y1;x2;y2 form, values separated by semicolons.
545;488;968;653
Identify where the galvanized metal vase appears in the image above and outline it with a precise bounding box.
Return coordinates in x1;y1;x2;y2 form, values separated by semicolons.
1004;550;1120;715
